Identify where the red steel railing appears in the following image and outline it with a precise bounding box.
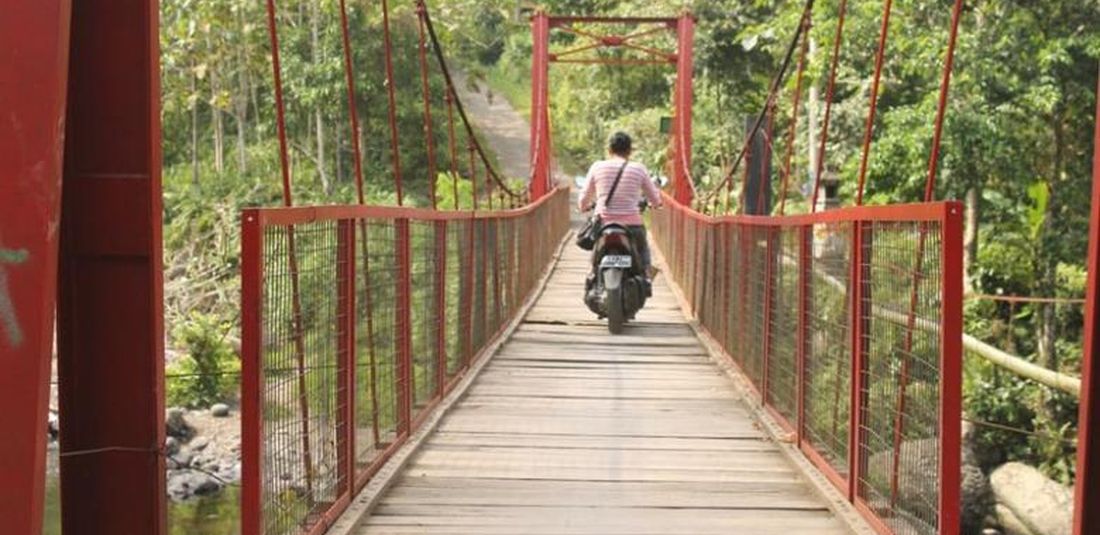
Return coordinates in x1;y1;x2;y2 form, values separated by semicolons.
651;193;963;535
240;188;570;535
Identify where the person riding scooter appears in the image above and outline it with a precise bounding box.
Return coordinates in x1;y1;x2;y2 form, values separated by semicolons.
577;131;663;279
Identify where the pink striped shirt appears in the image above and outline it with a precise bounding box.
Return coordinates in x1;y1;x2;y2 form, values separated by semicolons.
578;157;663;226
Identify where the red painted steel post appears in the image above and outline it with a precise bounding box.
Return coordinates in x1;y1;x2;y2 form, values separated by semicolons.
847;221;866;501
1073;72;1100;535
436;221;449;394
761;228;776;405
796;225;811;444
940;204;964;535
57;0;167;531
0;3;70;532
395;219;413;436
529;10;551;200
672;13;695;206
240;212;263;535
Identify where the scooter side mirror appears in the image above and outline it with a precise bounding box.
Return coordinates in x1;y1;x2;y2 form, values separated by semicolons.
653;175;669;188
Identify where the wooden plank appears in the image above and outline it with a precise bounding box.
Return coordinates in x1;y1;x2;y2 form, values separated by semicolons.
349;242;853;535
425;432;773;452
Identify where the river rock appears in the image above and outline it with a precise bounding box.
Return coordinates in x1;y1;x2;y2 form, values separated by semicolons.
867;437;991;533
990;462;1072;535
167;470;223;500
165;436;180;456
166;408;195;440
210;403;230;417
995;503;1037;535
190;436;210;451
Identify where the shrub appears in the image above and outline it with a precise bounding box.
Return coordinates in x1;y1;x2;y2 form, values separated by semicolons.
167;312;240;409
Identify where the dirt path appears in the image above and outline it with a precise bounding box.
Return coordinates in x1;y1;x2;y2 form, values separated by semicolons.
451;72;537;185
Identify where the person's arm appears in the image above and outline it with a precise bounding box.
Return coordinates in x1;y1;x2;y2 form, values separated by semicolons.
578;164;597;211
640;165;663;208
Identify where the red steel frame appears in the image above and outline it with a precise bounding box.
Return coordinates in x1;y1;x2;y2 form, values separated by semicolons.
652;193;962;535
57;0;167;533
1074;72;1100;535
0;2;72;533
528;11;695;204
5;0;168;532
241;188;570;535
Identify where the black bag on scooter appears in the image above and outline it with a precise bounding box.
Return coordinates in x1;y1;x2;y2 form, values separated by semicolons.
575;161;629;250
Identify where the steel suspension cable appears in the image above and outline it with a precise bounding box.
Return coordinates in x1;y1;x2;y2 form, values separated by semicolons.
778;16;812;215
262;0;315;501
924;0;966;202
337;0;366;203
416;3;439;208
891;0;967;512
420;1;521;200
810;0;849;212
700;0;815;209
264;0;294;206
381;0;405;205
336;0;381;449
855;0;895;205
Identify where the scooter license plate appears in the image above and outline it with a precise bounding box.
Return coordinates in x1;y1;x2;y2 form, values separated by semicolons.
600;255;632;268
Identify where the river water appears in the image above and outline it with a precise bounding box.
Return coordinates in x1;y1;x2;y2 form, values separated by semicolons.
43;452;240;534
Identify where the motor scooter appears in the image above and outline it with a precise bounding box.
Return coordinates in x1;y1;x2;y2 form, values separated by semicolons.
574;173;667;333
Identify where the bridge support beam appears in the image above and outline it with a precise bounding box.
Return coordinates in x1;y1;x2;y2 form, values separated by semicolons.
1075;72;1100;535
57;0;167;533
0;2;72;533
671;13;695;206
529;10;552;201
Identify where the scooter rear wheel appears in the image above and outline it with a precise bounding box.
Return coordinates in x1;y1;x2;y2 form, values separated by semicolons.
607;286;625;334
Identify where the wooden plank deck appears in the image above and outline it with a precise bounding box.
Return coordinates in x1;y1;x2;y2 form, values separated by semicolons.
354;243;852;535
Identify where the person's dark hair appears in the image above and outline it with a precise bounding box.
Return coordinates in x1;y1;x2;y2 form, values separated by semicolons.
609;131;632;156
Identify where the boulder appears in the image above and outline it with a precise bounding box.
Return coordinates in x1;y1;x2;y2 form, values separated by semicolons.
990;462;1072;535
166;408;195;440
210;403;230;418
995;503;1037;535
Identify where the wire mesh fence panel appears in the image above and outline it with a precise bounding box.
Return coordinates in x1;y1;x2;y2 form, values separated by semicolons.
767;226;801;427
804;221;854;480
355;219;400;474
242;188;571;535
743;225;769;389
650;195;961;535
258;221;348;535
444;220;466;378
857;221;945;535
409;220;442;418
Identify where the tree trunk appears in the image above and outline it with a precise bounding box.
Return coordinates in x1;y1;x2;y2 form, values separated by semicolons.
212;92;225;175
310;0;330;195
1035;110;1066;375
190;58;200;188
963;186;979;293
235;1;250;174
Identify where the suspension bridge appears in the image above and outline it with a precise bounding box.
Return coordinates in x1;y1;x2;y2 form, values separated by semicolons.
3;1;1100;535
